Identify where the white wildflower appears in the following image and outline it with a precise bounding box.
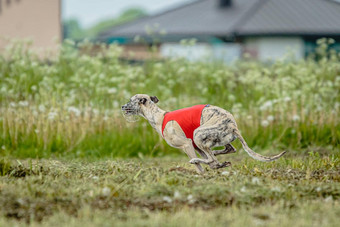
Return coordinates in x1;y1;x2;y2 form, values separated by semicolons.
31;85;37;91
261;120;269;127
221;171;229;176
113;101;119;108
10;102;17;108
38;104;46;113
187;194;196;204
260;100;273;111
292;115;300;122
232;103;242;113
291;129;296;134
0;86;7;93
48;111;58;121
99;73;105;79
34;129;39;134
32;110;38;116
284;97;291;102
68;106;81;117
335;102;340;109
1;145;5;150
228;94;236;102
324;196;333;202
64;39;75;46
163;196;172;203
328;38;335;44
315;187;322;192
16;198;25;206
92;176;99;181
101;187;111;196
271;186;281;192
174;191;181;199
267;115;274;122
18;101;29;107
123;90;131;99
240;186;247;193
252;177;260;184
316;105;322;112
108;87;117;94
336;76;340;83
92;108;99;116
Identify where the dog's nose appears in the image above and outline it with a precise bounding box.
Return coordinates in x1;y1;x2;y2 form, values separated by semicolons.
121;105;126;110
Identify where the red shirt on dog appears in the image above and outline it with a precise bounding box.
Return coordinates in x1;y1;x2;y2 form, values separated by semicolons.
162;105;208;148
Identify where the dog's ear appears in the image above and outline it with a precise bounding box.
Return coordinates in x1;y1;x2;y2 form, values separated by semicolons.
150;96;159;103
139;98;147;105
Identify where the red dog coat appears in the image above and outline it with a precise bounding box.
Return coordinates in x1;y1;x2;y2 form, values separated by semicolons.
162;105;208;148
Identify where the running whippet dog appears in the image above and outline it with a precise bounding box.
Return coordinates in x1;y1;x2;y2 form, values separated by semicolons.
121;94;286;173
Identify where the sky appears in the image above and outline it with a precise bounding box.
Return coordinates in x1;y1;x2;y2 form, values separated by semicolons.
62;0;194;28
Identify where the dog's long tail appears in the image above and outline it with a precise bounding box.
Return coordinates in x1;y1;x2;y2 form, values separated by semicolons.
234;130;286;162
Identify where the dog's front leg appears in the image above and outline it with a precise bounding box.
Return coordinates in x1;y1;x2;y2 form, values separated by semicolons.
182;143;204;174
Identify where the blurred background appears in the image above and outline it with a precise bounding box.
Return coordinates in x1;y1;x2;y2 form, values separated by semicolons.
0;0;339;159
1;0;340;61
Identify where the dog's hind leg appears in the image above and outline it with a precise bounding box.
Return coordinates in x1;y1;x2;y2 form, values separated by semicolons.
189;145;231;169
213;144;236;156
189;126;233;169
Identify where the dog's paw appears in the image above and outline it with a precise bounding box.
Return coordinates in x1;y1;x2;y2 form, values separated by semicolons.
221;161;232;168
189;158;200;164
210;161;231;169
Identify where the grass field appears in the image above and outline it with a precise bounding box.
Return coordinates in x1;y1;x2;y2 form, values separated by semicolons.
1;152;340;226
0;39;339;226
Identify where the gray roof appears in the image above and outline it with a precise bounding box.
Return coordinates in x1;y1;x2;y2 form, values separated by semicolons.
237;0;340;35
99;0;340;41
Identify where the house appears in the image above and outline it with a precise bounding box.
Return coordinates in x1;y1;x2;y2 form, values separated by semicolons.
98;0;340;61
0;0;62;53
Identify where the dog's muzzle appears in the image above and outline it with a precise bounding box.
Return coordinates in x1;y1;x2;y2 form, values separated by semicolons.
121;104;140;122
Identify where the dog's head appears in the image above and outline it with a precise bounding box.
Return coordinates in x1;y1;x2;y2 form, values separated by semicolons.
121;94;159;121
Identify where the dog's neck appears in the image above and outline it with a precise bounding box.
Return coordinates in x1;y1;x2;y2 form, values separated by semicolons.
141;104;166;135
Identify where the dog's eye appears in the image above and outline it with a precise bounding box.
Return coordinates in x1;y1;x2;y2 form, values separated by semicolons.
139;98;147;105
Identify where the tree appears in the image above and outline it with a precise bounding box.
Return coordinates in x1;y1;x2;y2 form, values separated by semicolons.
63;18;85;40
86;8;147;39
62;8;147;41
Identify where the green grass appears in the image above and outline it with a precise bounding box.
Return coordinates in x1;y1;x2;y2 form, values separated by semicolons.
0;151;339;226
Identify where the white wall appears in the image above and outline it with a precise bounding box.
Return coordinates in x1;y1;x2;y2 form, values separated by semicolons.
244;37;304;61
160;42;241;63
